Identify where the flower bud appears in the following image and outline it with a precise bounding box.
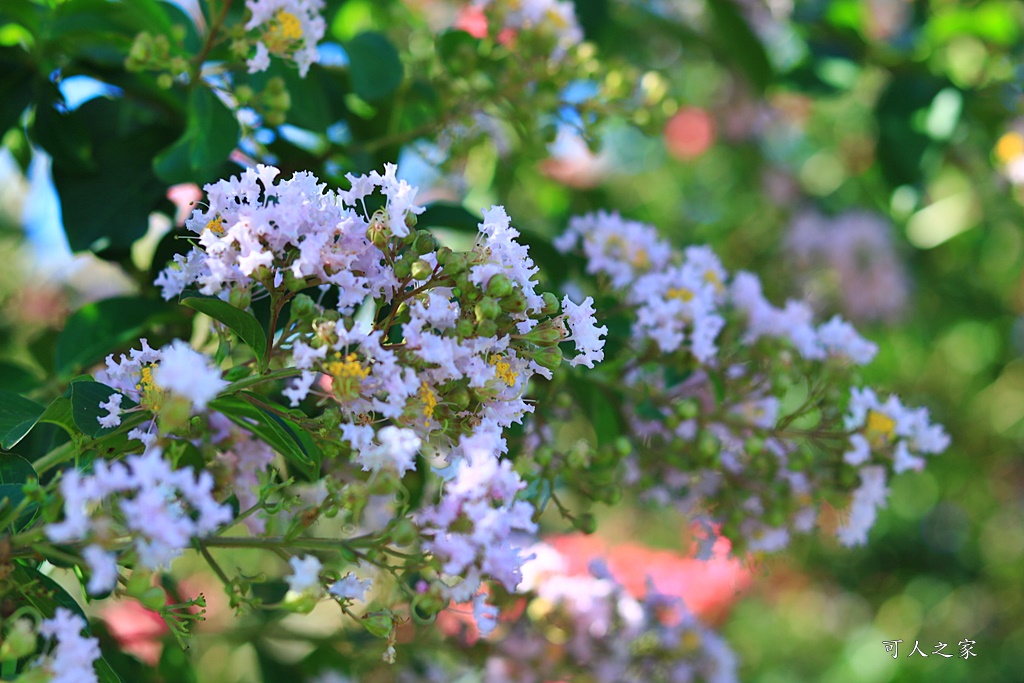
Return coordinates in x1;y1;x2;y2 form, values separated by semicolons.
485;273;513;298
474;297;500;322
476;319;497;338
500;289;527;313
435;246;453;265
449;387;470;410
0;619;37;662
541;291;560;316
411;259;433;281
573;512;598;534
140;586;168;611
412;231;437;255
291;293;316;320
455;319;475;338
532;346;563;370
389;518;418;546
393;258;412;280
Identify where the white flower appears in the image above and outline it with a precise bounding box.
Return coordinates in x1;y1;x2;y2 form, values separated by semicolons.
816;316;877;365
83;545;119;595
561;295;607;368
328;573;372;602
37;608;101;683
473;593;500;636
153;340;228;409
247;41;271;73
837;465;889;546
47;446;232;593
354;426;421;475
287;555;323;595
96;392;123;429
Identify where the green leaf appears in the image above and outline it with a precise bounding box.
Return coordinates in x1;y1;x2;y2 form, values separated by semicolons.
0;453;37;521
345;31;403;101
8;564;125;682
47;0;173;65
9;562;88;622
55;296;176;378
67;381;138;438
208;395;319;479
416;203;480;233
0;360;41;394
36;396;78;437
154;86;239;185
181;297;268;370
0;389;44;450
707;0;773;93
37;97;179;255
0;47;34;139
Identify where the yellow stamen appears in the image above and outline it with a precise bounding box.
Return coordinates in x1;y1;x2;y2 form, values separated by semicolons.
325;352;370;381
419;381;437;426
326;352;369;402
489;354;518;387
865;410;896;439
666;287;695;302
273;10;304;42
996;131;1024;163
704;269;723;291
135;364;161;412
205;215;225;236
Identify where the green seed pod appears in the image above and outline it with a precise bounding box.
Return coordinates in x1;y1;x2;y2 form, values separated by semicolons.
456;319;475;338
436;246;453;265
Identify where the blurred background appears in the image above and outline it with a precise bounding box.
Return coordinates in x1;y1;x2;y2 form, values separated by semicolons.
2;0;1024;681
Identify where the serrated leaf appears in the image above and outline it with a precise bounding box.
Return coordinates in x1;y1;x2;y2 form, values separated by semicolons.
55;296;176;378
345;32;403;101
181;297;269;370
208;395;319;479
0;389;45;450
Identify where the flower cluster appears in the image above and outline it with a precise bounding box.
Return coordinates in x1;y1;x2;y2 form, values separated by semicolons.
150;164;606;638
414;542;738;683
786;209;908;323
416;446;537;632
47;446;232;594
553;210;946;553
33;609;102;683
837;387;949;545
470;0;583;59
244;0;326;76
95;338;228;426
